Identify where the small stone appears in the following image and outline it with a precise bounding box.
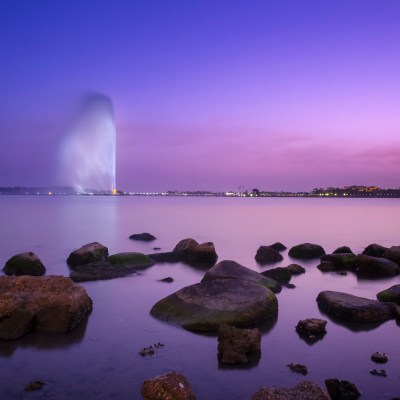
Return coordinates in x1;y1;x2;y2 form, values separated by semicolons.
24;381;45;391
336;271;348;276
153;247;161;250
159;277;174;283
287;363;308;375
371;352;388;363
285;283;296;289
129;232;156;241
370;369;387;377
296;318;327;342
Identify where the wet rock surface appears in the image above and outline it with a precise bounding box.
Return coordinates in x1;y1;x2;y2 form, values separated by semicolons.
286;263;306;275
377;285;400;304
255;246;283;264
362;243;388;257
261;267;291;284
319;253;356;271
150;278;278;332
108;252;155;269
355;254;399;277
202;260;281;293
317;291;398;323
129;232;156;241
371;352;388;363
217;324;261;364
325;379;361;400
288;243;325;259
173;238;218;267
141;371;196;400
67;242;109;267
383;246;400;265
296;318;327;342
3;252;46;276
251;380;330;400
0;275;92;340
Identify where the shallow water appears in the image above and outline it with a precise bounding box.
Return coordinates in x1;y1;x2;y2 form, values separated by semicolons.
0;196;399;399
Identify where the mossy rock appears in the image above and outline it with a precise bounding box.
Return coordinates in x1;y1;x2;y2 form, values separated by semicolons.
288;243;325;259
377;285;400;304
108;252;156;269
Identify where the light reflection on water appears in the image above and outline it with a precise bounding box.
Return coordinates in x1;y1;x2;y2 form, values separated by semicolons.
0;196;400;399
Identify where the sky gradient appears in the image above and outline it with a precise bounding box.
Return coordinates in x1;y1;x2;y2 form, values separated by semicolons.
1;0;399;192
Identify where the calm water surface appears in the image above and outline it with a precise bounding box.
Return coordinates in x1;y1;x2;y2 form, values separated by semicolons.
0;196;400;399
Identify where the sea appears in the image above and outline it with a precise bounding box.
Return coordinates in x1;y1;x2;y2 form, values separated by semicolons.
0;195;399;400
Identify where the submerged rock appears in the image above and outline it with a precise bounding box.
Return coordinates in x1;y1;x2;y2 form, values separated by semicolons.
268;242;287;251
24;381;45;392
362;243;388;258
3;252;45;276
296;318;327;342
262;267;291;284
287;363;308;375
325;379;361;400
370;369;387;377
382;246;400;265
108;252;155;269
377;285;400;304
67;242;108;267
0;275;92;340
159;277;174;283
129;232;156;241
355;254;399;277
333;246;354;254
150;279;278;332
148;252;183;263
173;238;218;267
255;246;283;264
141;371;196;400
251;381;330;400
320;253;356;270
202;260;281;293
217;324;261;364
317;291;397;323
288;243;325;259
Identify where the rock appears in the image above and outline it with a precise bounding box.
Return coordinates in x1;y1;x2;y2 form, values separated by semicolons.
383;246;400;265
336;271;348;276
362;243;388;257
255;246;283;264
139;342;165;357
317;291;397;323
296;318;327;342
217;324;261;364
286;264;305;275
173;238;218;267
370;369;387;377
150;279;278;332
287;363;308;375
317;261;336;272
148;252;183;263
333;246;354;254
3;252;46;276
325;379;361;400
129;232;156;241
0;275;92;340
355;254;399;277
159;277;174;283
377;285;400;304
108;252;155;269
153;247;161;250
69;252;155;282
141;371;196;400
262;267;291;284
320;253;356;270
67;242;108;268
24;381;45;391
202;260;281;293
285;283;296;289
268;242;287;251
371;352;388;363
288;243;325;259
251;381;330;400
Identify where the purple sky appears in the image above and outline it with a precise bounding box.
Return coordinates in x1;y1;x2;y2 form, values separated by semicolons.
1;0;399;192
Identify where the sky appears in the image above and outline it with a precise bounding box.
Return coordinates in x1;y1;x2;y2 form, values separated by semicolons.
0;0;399;192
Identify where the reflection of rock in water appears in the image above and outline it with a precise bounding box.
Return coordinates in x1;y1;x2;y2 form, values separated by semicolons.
59;93;116;193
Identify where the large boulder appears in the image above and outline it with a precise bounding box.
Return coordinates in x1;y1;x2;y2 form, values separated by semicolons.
0;275;92;340
202;260;281;293
382;246;400;265
69;252;155;282
67;242;108;267
251;381;330;400
288;243;325;259
362;243;388;257
255;246;283;264
261;267;291;284
173;238;217;267
318;253;356;272
377;285;400;304
129;232;156;241
3;252;45;276
355;254;399;277
332;246;354;254
217;324;261;364
317;291;398;323
141;371;196;400
150;279;278;332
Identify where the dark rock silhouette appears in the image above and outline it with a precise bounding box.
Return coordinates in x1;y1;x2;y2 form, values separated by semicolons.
3;252;45;276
